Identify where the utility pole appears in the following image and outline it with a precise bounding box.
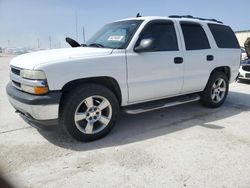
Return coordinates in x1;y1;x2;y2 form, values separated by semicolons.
49;36;52;49
7;40;10;47
37;38;40;49
82;26;85;43
75;10;78;41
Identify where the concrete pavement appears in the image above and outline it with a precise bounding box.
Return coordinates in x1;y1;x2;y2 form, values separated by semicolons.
0;56;250;188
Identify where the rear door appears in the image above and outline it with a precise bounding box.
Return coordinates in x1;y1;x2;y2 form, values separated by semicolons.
179;22;216;93
208;23;241;81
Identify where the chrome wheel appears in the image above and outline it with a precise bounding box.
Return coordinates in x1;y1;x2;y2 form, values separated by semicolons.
211;78;226;103
74;96;112;134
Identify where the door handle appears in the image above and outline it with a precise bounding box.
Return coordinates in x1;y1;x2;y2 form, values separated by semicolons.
207;55;214;61
174;57;183;64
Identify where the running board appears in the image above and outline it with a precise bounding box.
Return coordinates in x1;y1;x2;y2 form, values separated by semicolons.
123;94;200;114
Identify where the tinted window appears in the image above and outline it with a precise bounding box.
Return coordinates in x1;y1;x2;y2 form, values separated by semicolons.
181;23;210;50
139;22;178;51
208;24;240;49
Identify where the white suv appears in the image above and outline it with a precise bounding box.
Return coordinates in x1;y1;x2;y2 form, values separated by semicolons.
6;15;241;141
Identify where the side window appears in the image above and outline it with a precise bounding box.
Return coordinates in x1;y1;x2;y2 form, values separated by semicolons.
139;22;178;51
208;24;240;49
181;23;210;50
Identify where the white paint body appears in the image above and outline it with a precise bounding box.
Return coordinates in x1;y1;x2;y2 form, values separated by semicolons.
10;16;241;106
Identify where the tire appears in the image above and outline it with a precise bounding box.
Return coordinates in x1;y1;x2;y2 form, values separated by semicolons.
59;84;119;142
200;71;229;108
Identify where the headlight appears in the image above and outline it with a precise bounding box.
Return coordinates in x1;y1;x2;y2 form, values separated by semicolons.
20;70;46;80
19;69;48;94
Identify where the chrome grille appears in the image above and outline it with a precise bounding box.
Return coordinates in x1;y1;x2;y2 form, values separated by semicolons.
10;66;22;90
242;65;250;72
11;67;21;76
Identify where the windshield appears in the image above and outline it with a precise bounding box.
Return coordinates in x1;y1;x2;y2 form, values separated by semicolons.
86;20;143;49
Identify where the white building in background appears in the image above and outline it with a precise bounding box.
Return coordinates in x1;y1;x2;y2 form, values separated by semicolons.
235;30;250;47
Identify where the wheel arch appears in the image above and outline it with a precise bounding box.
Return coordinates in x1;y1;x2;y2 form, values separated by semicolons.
203;66;231;91
210;66;231;81
60;76;122;106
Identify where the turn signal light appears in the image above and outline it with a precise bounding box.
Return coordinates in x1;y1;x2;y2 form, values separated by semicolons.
34;86;49;94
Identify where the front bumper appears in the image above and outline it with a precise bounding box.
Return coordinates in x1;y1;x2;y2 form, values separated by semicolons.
239;67;250;80
6;82;62;127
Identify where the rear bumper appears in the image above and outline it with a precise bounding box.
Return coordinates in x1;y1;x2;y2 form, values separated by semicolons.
6;82;61;127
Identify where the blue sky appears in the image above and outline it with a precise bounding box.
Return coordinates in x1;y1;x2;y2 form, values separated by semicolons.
0;0;249;48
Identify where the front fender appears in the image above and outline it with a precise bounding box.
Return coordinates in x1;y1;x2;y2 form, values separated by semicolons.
35;50;128;105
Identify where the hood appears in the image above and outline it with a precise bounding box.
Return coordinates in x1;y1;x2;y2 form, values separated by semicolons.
10;47;113;69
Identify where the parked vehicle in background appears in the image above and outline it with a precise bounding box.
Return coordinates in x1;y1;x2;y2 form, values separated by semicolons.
239;59;250;80
241;47;248;60
3;47;28;55
6;15;241;141
239;38;250;81
244;37;250;58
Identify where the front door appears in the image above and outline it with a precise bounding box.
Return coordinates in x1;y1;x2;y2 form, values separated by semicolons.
126;21;184;103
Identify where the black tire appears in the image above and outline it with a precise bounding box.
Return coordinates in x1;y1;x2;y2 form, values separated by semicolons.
59;84;119;142
200;71;229;108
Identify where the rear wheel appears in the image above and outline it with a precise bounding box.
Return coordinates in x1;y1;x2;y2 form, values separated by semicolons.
60;84;119;142
200;71;229;108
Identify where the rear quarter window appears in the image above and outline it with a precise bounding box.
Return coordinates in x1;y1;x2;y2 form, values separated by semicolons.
208;24;240;49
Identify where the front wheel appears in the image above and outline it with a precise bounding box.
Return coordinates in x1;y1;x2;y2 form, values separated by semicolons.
200;71;229;108
60;84;119;142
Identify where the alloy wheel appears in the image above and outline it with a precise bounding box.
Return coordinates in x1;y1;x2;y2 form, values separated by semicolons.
211;78;226;103
74;95;112;134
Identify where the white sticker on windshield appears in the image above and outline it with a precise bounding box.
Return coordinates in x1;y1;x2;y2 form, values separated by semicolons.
108;35;124;41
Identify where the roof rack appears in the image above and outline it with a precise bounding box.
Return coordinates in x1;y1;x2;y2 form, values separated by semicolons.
169;15;223;24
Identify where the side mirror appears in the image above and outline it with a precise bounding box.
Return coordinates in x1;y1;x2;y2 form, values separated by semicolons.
134;38;154;52
65;37;81;47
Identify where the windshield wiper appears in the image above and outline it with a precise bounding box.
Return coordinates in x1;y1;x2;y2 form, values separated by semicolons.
88;43;105;48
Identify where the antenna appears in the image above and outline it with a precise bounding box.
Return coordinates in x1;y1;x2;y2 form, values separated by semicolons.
49;36;51;49
37;38;40;49
136;13;141;18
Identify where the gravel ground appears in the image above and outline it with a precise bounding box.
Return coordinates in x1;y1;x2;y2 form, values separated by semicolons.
0;55;250;188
